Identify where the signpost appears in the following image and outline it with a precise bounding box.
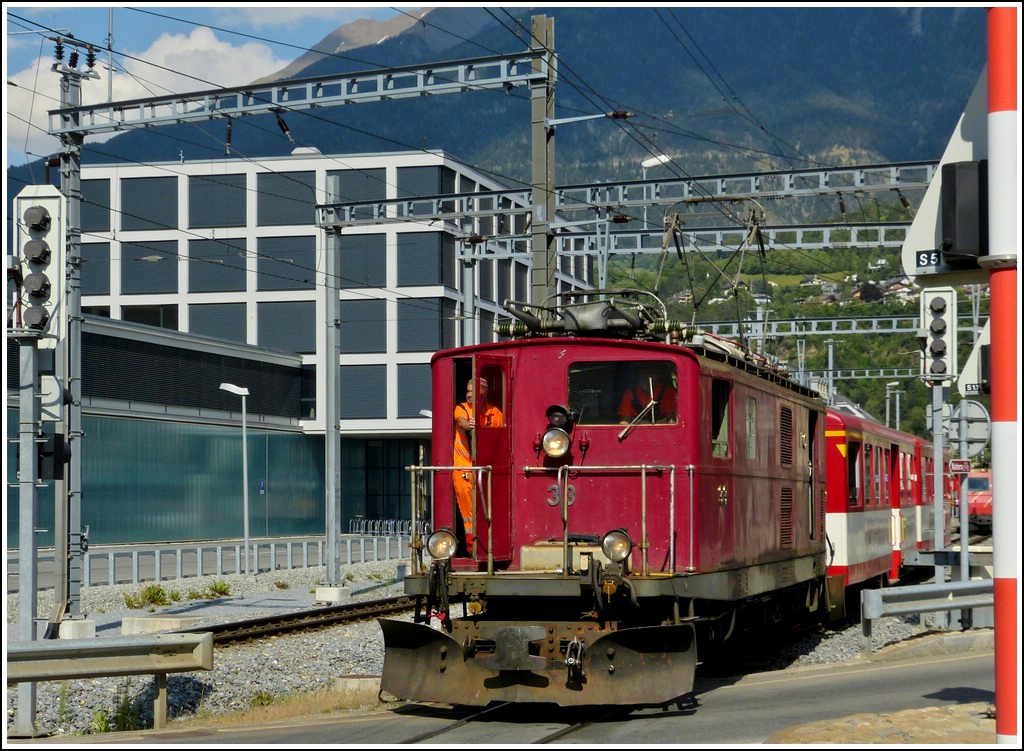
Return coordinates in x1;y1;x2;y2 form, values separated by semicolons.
947;399;991;459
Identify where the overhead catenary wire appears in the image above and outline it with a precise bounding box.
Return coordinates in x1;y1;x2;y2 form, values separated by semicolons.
8;7;923;335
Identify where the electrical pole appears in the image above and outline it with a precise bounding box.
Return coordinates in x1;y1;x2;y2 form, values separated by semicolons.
530;15;556;311
47;42;99;636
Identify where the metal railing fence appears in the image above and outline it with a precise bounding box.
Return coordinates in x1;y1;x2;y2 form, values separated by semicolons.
7;533;413;592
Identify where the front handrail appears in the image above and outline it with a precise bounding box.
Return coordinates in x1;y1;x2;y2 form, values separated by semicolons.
407;463;679;577
406;465;494;575
525;463;676;576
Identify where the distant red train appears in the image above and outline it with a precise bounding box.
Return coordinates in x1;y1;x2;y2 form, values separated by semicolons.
966;470;993;533
379;290;951;708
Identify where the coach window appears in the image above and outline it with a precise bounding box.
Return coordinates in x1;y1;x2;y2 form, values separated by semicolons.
847;440;863;507
902;452;912;506
711;379;731;458
863;444;874;506
882;447;891;506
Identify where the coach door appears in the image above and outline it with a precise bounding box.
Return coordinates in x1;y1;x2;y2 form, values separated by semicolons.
472;356;513;561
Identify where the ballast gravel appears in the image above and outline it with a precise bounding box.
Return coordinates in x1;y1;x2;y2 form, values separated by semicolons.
6;561;921;739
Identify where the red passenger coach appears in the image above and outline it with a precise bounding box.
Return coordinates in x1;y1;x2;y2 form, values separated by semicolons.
380;291;829;708
823;408;921;616
915;439;956;554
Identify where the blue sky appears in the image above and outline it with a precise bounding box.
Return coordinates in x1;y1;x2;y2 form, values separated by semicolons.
5;4;415;166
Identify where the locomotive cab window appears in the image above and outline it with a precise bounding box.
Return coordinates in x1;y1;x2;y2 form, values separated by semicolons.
568;361;677;426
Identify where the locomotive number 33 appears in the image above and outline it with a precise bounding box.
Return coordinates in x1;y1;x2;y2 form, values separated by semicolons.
546;483;577;507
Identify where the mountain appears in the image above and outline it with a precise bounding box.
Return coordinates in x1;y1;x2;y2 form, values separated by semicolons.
249;8;437;85
8;7;988;191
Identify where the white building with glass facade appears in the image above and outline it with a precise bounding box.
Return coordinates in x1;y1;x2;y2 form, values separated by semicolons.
7;148;594;548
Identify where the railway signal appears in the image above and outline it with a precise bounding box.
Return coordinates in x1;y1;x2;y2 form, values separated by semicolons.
919;287;958;381
14;185;66;348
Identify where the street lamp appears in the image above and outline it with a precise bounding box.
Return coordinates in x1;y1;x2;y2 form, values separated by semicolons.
641;153;672;175
220;382;250;575
641;154;671;229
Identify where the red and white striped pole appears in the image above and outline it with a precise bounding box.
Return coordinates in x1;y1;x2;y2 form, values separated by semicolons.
982;6;1019;745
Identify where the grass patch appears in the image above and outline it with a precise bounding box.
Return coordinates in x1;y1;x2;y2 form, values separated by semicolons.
168;684;400;730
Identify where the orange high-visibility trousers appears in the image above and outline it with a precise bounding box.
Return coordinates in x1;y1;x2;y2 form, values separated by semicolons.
452;469;475;554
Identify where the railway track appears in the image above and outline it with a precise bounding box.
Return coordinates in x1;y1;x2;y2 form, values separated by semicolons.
168;534;991;655
173;594;417;645
396;701;637;744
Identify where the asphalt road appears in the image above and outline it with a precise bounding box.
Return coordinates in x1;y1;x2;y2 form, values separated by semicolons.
18;646;993;745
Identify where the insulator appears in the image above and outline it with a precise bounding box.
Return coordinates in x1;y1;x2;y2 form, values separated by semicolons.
86;47;96;68
276;115;294;142
69;51;79;68
495;319;531;338
54;39;64;62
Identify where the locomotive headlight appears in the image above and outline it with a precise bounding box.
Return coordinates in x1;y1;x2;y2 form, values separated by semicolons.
542;427;571;458
602;528;633;563
542;405;575;458
427;529;459;560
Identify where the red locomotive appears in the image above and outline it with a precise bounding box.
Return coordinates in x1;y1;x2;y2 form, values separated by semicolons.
379;290;947;707
966;470;993;533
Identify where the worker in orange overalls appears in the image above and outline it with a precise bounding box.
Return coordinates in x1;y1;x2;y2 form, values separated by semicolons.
453;377;503;555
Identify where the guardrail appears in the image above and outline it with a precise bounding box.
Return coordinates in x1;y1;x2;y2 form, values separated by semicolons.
6;633;214;729
860;579;994;653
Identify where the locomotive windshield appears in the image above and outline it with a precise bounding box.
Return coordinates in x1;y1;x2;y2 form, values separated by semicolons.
568;360;677;426
966;475;990;492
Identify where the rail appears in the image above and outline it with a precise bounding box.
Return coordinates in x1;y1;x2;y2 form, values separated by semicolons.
860;579;994;653
6;633;213;729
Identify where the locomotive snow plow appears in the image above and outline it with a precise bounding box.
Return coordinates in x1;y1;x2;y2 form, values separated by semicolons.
378;618;697;707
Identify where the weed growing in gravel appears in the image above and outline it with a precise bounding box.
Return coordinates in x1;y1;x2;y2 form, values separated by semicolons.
57;682;71;725
113;680;141;731
138;585;171;606
250;690;275;707
91;709;111;734
274;580;289;589
209;580;231;597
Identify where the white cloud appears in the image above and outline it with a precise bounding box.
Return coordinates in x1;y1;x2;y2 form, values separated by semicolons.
6;28;294;167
